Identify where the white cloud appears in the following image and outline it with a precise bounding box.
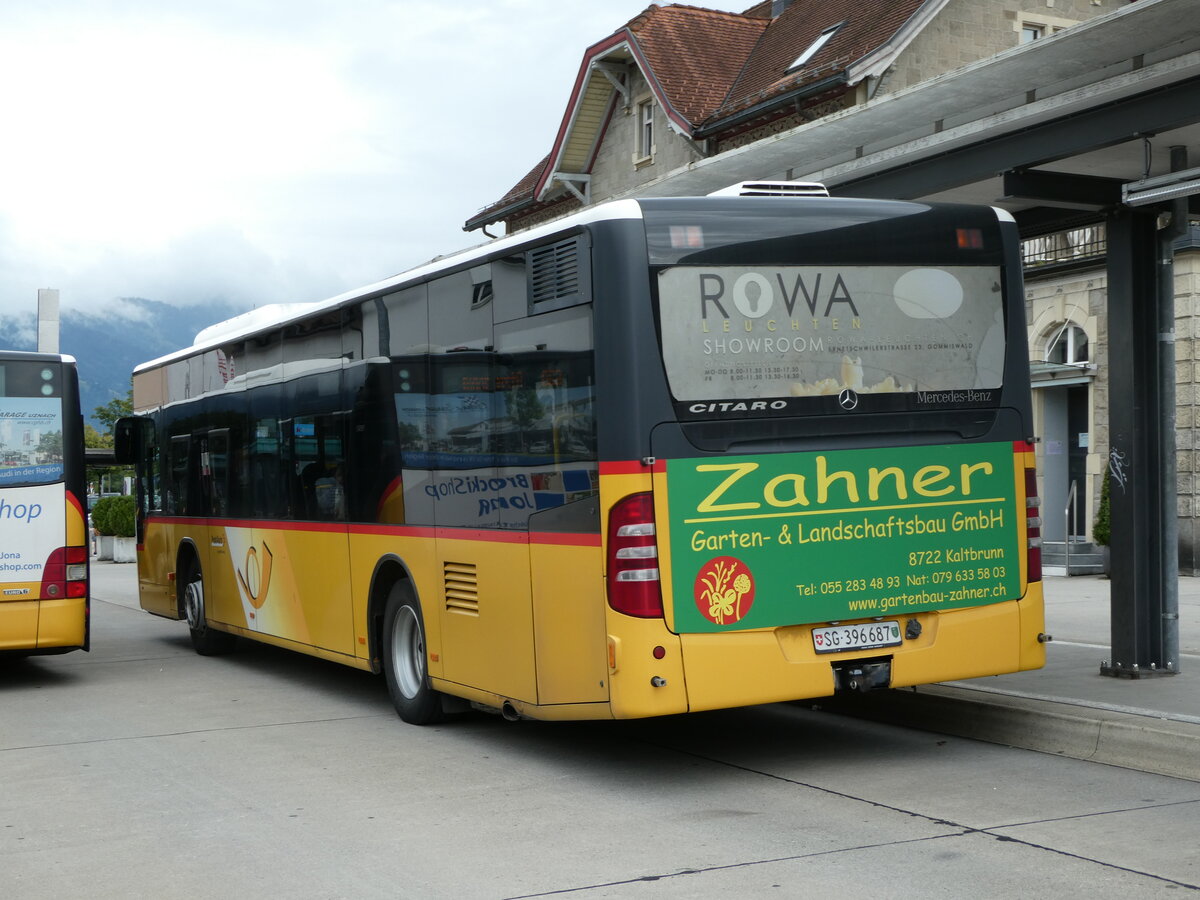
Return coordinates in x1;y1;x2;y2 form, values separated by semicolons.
0;1;691;319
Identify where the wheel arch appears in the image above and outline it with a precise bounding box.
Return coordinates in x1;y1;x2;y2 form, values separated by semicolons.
366;554;419;675
174;538;202;619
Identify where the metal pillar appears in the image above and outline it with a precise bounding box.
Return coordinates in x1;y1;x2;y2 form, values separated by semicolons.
1102;208;1177;677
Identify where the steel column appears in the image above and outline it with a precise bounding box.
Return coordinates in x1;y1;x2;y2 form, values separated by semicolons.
1102;209;1176;677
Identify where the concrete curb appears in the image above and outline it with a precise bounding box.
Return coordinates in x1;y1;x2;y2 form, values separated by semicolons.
813;685;1200;782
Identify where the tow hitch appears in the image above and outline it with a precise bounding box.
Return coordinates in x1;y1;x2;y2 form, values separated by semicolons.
832;658;892;694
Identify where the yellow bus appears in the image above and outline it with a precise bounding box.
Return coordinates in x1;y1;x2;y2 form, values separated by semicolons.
0;351;90;656
115;189;1044;723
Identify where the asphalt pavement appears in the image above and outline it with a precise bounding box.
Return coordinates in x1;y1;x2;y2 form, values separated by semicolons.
87;560;1200;782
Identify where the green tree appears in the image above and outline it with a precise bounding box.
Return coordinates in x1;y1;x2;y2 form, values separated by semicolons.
93;389;133;434
91;388;133;494
84;423;112;449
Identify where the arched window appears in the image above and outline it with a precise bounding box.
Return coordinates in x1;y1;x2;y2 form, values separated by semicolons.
1046;323;1089;366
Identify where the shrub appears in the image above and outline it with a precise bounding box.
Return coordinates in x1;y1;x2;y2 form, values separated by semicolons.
90;496;116;536
109;495;136;538
1093;470;1111;547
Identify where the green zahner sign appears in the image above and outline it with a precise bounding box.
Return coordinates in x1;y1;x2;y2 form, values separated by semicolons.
665;441;1022;633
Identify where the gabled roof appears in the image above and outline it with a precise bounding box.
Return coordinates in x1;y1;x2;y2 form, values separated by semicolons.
465;0;941;232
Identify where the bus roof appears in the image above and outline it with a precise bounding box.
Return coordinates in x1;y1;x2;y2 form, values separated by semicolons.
134;198;646;374
133;193;1013;374
0;350;78;365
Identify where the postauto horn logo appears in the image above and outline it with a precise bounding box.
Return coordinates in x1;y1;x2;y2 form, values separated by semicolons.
693;556;756;626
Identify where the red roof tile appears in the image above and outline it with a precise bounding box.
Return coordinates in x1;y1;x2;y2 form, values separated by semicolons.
629;5;768;126
714;0;927;121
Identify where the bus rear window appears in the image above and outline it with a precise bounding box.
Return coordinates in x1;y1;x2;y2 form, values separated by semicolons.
657;263;1005;416
0;360;65;486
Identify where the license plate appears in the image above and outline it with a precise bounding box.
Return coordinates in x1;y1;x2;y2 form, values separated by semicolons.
812;621;902;654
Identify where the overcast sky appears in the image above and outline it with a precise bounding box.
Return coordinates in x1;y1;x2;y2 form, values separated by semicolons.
0;1;734;321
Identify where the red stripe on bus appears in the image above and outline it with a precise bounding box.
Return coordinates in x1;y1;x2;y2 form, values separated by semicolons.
145;515;350;534
1013;439;1035;453
349;523;436;538
436;528;529;544
599;460;664;475
141;517;594;546
67;490;85;518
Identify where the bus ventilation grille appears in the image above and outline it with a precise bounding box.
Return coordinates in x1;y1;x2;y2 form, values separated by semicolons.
444;562;480;616
707;181;829;198
528;237;585;306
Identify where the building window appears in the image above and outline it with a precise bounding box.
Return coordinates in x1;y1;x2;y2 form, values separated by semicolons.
1047;324;1089;367
788;23;842;71
1015;13;1076;44
637;99;654;161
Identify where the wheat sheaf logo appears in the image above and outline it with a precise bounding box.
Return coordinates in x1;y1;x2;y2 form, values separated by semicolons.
694;556;756;626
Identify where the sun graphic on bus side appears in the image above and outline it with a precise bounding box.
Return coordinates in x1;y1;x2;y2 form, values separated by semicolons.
694;556;755;626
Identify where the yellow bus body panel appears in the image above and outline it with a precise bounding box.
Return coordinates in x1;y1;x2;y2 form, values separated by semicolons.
0;597;87;651
34;596;88;649
436;532;537;705
530;538;608;705
0;599;41;650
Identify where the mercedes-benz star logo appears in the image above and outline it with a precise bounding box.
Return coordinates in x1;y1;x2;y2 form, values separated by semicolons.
838;389;859;411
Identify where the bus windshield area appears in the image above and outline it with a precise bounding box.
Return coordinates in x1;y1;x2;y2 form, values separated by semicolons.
0;360;65;486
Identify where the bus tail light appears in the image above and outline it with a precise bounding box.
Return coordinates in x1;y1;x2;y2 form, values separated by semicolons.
1024;468;1042;582
607;492;663;618
40;546;89;600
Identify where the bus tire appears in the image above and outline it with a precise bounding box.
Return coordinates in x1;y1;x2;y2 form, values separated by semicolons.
382;581;444;725
182;559;236;656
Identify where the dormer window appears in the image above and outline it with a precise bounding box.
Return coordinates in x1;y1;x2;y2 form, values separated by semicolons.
788;23;842;72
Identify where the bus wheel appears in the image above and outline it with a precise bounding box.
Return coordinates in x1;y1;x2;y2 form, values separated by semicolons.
183;561;235;656
382;581;444;725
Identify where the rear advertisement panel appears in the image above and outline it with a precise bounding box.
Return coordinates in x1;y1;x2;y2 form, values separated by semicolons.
0;483;64;592
657;264;1005;413
663;441;1021;633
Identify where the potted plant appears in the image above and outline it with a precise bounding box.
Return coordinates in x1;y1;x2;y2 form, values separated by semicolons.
110;495;138;563
91;496;116;560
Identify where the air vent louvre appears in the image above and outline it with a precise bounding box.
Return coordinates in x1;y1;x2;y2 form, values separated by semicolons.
527;236;590;312
444;561;480;615
707;181;829;198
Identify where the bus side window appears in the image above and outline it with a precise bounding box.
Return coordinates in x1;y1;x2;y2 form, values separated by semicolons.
292;413;346;521
167;435;190;516
206;429;231;518
141;423;161;512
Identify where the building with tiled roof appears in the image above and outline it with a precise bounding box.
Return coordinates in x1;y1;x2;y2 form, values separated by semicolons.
465;0;1115;235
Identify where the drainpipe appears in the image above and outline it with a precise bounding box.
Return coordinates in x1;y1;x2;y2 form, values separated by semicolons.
1159;145;1187;673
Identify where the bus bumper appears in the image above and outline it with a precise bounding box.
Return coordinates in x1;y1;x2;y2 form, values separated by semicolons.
678;589;1046;712
0;597;88;652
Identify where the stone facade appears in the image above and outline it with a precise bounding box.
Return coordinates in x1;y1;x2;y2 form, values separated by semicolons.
1023;232;1200;573
589;69;705;207
1175;245;1200;572
888;0;1114;93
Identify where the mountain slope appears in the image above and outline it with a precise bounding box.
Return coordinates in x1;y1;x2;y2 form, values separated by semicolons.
0;298;240;424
